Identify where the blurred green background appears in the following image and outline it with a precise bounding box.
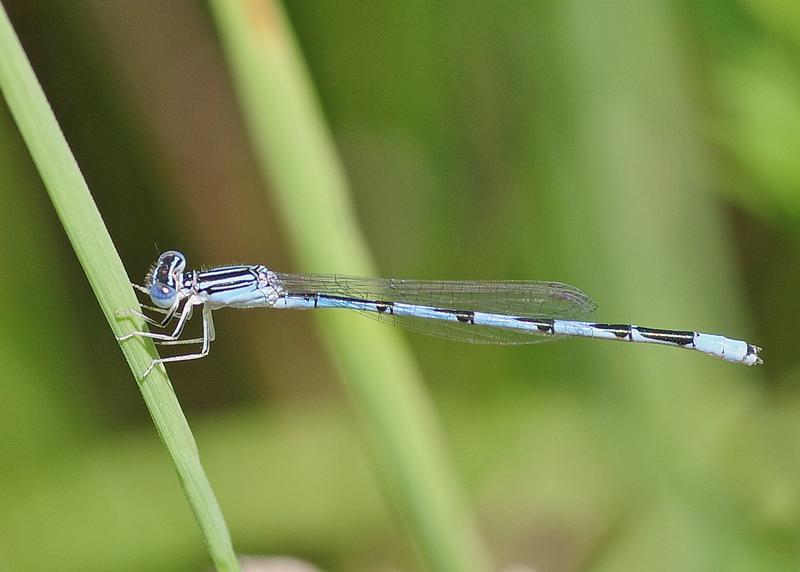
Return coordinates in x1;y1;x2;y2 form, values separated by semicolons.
1;1;799;571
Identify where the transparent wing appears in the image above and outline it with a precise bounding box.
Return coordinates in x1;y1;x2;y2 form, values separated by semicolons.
274;273;598;345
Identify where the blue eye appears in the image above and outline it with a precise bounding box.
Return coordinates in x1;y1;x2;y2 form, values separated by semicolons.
149;283;177;308
157;250;186;273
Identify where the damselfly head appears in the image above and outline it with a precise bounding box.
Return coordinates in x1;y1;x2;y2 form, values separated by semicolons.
145;250;187;308
149;282;177;308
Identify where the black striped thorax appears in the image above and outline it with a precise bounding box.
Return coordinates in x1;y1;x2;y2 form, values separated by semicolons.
193;264;268;296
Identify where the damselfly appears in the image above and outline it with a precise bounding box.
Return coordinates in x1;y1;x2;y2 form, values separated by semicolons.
117;251;763;377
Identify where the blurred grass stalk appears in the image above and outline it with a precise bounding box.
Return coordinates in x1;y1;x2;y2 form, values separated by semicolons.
0;4;241;571
209;1;492;570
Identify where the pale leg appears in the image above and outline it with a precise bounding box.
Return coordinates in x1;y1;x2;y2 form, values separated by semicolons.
143;306;215;377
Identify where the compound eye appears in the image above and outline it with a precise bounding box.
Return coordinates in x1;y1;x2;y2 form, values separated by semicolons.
149;283;177;309
150;250;187;287
157;250;187;273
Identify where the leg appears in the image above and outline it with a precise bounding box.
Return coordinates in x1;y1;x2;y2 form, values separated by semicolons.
116;306;175;328
117;283;184;328
153;310;216;347
155;337;204;346
143;306;214;377
117;297;196;343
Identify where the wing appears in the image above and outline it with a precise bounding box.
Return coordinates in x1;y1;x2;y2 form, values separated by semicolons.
274;273;598;345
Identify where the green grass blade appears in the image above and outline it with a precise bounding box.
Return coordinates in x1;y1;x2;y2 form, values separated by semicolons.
0;4;240;571
209;1;492;570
